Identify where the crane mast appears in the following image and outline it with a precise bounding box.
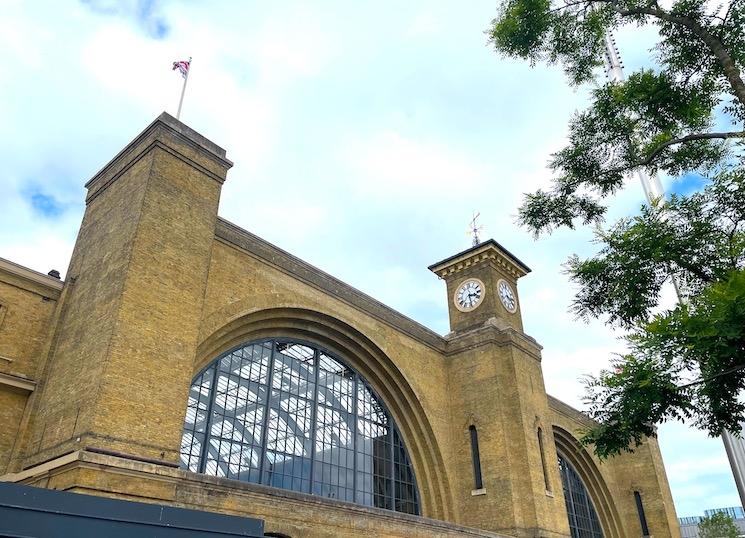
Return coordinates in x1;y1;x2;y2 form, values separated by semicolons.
602;33;665;203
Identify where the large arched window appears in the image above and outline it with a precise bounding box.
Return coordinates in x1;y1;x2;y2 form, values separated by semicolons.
180;338;419;515
558;454;604;538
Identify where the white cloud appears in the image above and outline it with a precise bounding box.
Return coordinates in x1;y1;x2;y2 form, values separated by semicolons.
0;2;54;73
542;344;623;409
408;11;442;37
250;10;335;81
82;23;175;107
342;130;493;200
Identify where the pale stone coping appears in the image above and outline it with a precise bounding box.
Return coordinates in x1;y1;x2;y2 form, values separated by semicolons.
547;394;597;428
428;240;531;280
214;218;550;365
0;371;36;393
0;256;64;293
84;113;233;207
5;450;513;538
85;112;232;191
153;111;229;159
0;450;80;483
215;217;447;351
471;488;487;496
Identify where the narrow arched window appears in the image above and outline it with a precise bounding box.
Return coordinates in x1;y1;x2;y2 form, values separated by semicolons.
537;428;551;493
634;491;650;537
180;338;419;515
469;425;483;490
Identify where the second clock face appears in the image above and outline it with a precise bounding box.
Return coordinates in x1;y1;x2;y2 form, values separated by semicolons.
454;278;485;312
498;279;517;313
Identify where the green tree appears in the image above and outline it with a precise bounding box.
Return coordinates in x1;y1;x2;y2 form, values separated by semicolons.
489;0;745;458
698;511;740;538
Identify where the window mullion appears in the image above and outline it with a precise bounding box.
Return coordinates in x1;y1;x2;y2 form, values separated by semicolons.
389;409;395;511
198;363;219;474
258;341;277;484
352;375;359;503
308;347;320;493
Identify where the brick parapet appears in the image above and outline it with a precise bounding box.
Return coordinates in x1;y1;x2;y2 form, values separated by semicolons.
85;112;232;204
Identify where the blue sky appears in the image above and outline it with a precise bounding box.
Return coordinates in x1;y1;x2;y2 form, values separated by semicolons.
0;0;739;518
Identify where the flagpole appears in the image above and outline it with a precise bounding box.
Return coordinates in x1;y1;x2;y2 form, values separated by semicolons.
176;57;191;120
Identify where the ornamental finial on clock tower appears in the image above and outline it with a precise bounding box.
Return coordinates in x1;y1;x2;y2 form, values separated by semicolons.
468;211;483;247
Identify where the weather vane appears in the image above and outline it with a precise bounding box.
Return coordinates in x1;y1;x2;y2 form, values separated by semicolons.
467;212;483;247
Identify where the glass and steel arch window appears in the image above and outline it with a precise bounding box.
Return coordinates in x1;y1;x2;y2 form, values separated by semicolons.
558;454;604;538
180;338;419;515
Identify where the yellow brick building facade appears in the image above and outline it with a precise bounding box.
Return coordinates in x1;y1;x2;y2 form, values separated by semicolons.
0;114;680;538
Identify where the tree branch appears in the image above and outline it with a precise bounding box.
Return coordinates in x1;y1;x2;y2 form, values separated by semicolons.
612;4;745;107
670;258;715;284
549;0;593;14
566;131;745;191
639;131;745;166
677;362;745;391
718;0;741;28
548;130;744;216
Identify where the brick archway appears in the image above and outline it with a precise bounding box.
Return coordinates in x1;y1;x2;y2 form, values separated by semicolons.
195;306;454;522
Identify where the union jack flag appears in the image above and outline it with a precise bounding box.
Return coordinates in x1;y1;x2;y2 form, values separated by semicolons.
172;59;190;79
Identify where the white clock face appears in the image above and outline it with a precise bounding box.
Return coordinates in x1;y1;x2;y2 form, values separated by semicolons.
498;279;517;313
454;278;485;312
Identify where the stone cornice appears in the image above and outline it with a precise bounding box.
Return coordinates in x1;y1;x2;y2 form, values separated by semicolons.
215;218;447;352
444;320;543;361
0;257;63;298
428;240;531;281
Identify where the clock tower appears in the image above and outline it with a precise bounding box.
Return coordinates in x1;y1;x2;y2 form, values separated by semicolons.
428;239;530;334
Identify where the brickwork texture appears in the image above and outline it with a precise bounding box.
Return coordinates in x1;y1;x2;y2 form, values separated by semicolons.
0;113;680;538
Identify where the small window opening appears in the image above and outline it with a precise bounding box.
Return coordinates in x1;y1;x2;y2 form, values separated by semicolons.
634;490;650;536
469;425;484;490
538;428;551;492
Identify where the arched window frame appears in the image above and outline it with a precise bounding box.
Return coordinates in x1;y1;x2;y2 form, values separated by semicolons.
558;453;604;538
180;337;420;515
